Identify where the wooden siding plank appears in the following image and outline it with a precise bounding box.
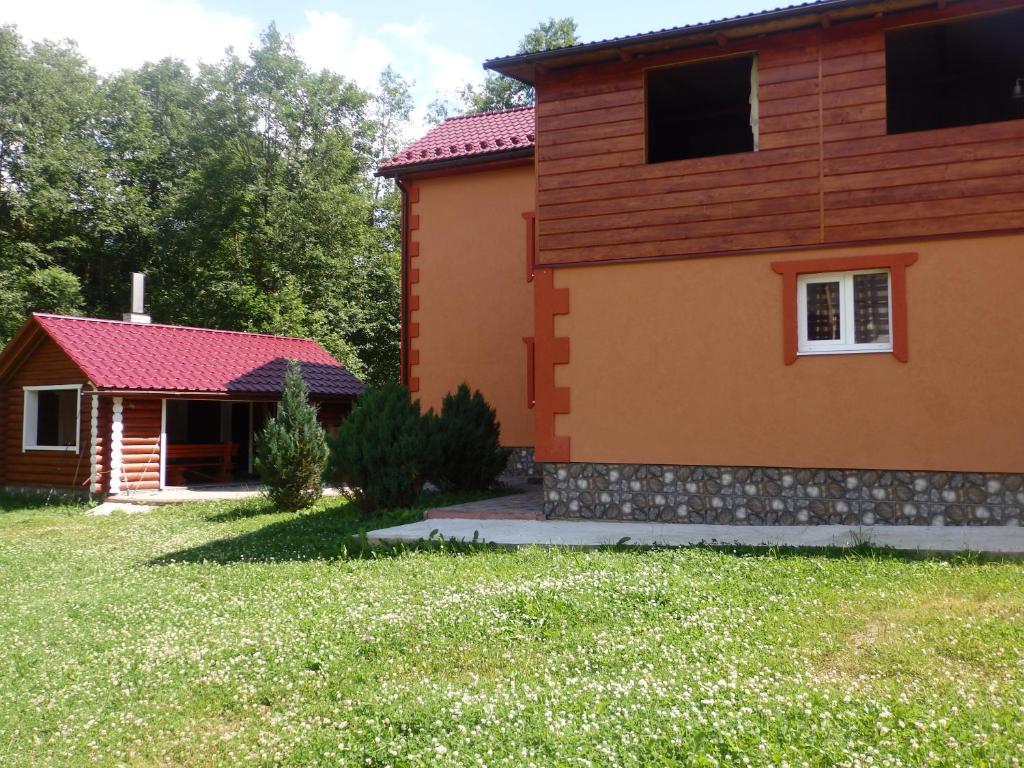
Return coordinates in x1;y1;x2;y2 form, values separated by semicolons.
541;178;820;221
540;104;642;132
539;228;820;264
824;119;1024;160
827;169;1024;207
542;119;645;147
826;191;1024;227
536;88;644;118
539;210;821;250
824;136;1024;175
541;194;819;235
538;133;645;162
823;155;1024;193
826;211;1023;242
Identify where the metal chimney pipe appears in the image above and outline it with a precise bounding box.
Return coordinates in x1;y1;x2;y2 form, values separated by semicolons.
123;272;152;323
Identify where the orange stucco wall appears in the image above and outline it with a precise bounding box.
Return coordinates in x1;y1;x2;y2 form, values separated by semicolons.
411;164;535;446
555;233;1024;473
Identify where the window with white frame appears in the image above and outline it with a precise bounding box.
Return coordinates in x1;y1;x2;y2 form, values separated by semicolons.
23;385;81;451
797;270;892;355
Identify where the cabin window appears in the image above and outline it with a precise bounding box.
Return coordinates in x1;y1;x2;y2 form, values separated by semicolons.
886;10;1024;135
797;270;892;355
646;54;758;163
23;385;81;452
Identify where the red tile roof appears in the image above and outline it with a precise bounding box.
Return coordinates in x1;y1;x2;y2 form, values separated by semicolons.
31;314;363;397
378;107;535;175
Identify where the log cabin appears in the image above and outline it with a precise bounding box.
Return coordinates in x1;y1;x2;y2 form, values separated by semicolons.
378;0;1024;525
0;296;362;497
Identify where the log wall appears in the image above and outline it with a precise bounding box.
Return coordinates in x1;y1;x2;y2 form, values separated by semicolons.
0;337;93;491
117;398;162;493
533;0;1024;266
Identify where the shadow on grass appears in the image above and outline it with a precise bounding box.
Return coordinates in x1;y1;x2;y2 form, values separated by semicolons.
0;490;89;515
148;490;515;565
593;539;1018;564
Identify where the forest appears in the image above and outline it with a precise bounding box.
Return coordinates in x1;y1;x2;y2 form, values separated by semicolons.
0;19;575;385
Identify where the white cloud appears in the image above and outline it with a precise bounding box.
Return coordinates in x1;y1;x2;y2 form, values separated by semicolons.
291;11;393;90
4;0;258;73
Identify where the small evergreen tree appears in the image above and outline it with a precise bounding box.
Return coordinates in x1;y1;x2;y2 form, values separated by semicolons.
328;382;436;511
254;361;329;511
431;384;510;491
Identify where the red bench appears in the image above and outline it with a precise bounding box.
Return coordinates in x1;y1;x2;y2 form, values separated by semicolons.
165;443;238;485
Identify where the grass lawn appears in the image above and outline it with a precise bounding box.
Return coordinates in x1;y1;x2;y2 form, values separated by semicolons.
1;493;1022;767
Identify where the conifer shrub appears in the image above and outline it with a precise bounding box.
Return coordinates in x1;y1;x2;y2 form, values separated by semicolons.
431;383;510;492
253;361;329;511
328;382;436;511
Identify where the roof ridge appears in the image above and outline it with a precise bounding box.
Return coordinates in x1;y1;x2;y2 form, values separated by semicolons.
32;313;322;345
444;105;535;121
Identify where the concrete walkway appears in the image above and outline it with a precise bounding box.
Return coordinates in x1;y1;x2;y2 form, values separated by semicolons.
108;483;345;506
367;518;1024;556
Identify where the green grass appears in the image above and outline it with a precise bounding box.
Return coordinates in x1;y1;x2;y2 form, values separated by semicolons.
1;493;1022;767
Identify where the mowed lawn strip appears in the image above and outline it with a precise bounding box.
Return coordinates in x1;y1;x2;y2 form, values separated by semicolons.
0;493;1022;767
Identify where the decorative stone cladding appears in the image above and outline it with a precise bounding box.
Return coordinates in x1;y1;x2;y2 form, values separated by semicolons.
504;447;539;479
543;463;1024;526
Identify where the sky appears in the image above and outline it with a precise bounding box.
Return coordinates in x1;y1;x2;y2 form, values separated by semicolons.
2;0;777;131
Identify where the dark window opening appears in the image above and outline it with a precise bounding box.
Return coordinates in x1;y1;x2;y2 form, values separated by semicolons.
886;10;1024;135
35;389;77;447
646;55;756;163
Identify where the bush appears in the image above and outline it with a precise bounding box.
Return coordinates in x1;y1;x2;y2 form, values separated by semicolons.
253;361;329;511
328;382;436;511
431;383;510;492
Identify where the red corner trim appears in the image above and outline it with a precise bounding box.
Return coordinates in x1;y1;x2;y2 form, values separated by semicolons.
407;185;422;393
522;336;535;408
533;268;570;462
522;212;536;282
771;252;918;365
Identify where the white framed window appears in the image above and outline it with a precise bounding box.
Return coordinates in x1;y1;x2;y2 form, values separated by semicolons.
797;270;892;355
23;385;81;452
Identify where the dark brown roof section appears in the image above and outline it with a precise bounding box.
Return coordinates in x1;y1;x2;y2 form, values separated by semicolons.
485;0;940;83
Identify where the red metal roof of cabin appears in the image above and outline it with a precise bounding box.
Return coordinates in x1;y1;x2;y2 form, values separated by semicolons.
30;314;364;397
378;107;535;175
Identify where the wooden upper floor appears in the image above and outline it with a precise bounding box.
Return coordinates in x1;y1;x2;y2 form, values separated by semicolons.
490;0;1024;266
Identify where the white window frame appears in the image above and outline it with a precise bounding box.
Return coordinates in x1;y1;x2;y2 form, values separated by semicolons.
796;269;893;356
22;384;82;453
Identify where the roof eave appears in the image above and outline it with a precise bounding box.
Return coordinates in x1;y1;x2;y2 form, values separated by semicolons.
484;0;937;84
377;146;534;178
0;316;47;384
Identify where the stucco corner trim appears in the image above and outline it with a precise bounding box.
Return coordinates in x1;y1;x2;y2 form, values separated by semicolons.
533;268;570;462
407;184;422;393
771;252;918;365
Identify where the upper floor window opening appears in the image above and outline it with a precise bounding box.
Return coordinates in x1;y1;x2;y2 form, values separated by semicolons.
646;54;758;164
886;9;1024;135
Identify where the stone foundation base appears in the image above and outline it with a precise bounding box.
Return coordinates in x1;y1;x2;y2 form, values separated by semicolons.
504;447;540;479
543;463;1023;526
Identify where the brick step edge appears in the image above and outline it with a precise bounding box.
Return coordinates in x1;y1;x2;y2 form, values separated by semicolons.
425;509;546;521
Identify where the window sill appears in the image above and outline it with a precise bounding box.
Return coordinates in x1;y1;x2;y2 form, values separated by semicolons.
797;348;893;358
23;445;79;453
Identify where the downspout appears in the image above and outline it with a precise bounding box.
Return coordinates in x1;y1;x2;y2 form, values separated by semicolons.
395;177;411;388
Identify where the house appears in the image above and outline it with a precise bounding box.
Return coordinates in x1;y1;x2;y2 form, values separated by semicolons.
0;299;362;496
378;0;1024;526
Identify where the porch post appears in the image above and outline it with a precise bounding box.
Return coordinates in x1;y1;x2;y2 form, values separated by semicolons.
109;397;124;495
